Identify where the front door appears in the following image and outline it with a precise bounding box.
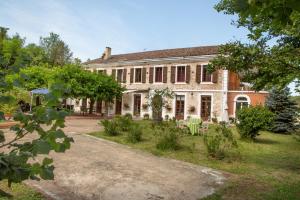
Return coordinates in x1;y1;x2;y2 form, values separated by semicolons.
175;95;185;120
201;95;212;121
133;94;141;116
96;100;102;114
115;98;122;115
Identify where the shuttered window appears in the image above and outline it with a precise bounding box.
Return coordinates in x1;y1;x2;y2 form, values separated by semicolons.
117;69;123;83
135;68;142;83
177;66;186;82
155;67;163;82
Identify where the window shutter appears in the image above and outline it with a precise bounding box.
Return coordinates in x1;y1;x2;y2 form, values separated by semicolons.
163;66;168;83
123;69;127;83
142;68;147;83
196;65;201;83
186;65;190;83
212;70;218;83
149;67;154;83
111;69;116;79
171;66;176;83
130;68;134;83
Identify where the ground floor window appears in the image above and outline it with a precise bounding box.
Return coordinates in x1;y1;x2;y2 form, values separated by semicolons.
175;95;185;120
200;95;212;121
235;96;249;114
133;94;141;116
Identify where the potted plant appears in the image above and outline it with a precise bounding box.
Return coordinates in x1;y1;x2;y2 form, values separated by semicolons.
188;106;196;113
123;103;130;110
165;104;172;112
143;113;150;120
142;103;148;110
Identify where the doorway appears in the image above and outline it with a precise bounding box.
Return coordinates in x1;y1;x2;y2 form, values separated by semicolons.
175;95;185;120
200;95;212;121
115;98;122;115
133;94;141;116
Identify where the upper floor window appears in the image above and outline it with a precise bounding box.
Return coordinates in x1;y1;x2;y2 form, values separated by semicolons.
177;66;186;82
135;68;142;83
117;69;123;83
155;67;163;82
202;65;212;82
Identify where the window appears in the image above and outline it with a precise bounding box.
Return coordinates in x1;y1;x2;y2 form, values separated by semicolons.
235;96;249;114
155;67;163;82
135;68;142;83
98;70;104;74
202;65;212;82
117;69;123;83
177;66;186;82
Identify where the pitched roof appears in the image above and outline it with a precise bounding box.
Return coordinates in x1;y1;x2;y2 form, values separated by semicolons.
84;45;219;65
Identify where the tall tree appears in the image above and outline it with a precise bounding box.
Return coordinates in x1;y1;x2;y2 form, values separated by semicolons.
40;33;73;67
211;0;300;91
266;87;298;133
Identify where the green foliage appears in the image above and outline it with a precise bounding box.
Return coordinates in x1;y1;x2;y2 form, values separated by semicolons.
126;124;143;143
203;124;237;159
100;119;120;136
237;106;274;139
114;115;133;131
124;113;133;119
266;88;298;133
146;88;174;122
212;1;300;91
154;121;185;150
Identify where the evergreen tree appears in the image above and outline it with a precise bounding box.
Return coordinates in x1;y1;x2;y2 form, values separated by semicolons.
266;88;298;133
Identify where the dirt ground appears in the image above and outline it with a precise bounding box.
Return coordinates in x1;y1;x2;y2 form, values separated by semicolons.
5;119;226;200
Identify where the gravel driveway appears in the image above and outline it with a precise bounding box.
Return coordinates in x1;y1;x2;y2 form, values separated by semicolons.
25;118;226;200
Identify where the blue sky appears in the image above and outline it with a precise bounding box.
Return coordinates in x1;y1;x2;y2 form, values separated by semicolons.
0;0;249;61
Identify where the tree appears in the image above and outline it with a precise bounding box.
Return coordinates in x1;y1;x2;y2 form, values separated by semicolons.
266;87;298;133
146;88;174;122
40;33;73;67
211;1;300;91
0;29;73;187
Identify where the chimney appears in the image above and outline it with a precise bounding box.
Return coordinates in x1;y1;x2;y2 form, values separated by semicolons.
103;47;111;60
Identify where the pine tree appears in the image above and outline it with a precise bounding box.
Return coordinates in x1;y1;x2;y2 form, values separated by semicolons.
266;88;298;133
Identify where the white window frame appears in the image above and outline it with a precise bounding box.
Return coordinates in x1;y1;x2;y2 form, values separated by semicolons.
199;93;214;121
175;64;187;84
233;95;251;118
201;64;213;84
154;65;164;84
116;68;124;83
133;66;143;84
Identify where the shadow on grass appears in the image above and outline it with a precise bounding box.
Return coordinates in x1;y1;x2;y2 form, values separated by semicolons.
0;189;12;198
255;138;279;145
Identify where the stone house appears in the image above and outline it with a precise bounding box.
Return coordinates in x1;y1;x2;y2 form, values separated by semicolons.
81;46;268;121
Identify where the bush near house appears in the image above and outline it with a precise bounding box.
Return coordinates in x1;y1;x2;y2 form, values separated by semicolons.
100;119;120;136
126;124;143;143
203;124;238;159
236;106;274;139
115;115;133;131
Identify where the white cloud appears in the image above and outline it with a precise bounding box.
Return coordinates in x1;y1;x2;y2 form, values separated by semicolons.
0;0;141;61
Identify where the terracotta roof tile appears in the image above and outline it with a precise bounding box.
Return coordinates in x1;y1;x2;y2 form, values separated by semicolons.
85;45;219;64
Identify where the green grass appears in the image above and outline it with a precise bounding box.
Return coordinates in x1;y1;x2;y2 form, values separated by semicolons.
0;181;43;200
89;120;300;200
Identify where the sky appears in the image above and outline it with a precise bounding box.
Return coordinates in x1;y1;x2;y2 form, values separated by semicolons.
0;0;250;61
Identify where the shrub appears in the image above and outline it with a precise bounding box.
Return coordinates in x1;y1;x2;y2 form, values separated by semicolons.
143;113;149;120
115;115;133;131
154;121;185;150
124;113;133;119
100;119;120;136
126;124;143;143
203;124;237;159
237;106;274;139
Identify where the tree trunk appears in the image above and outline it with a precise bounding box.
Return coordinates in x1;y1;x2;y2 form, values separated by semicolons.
89;98;95;114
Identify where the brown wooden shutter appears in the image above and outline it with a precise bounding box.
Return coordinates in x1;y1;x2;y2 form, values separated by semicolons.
130;68;134;83
186;65;190;83
171;66;176;83
111;69;116;79
149;67;154;83
163;66;168;83
122;69;127;83
196;65;201;83
212;70;218;83
142;68;147;83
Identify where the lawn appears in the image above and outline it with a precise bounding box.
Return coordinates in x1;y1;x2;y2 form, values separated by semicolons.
89;120;300;200
0;181;43;200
